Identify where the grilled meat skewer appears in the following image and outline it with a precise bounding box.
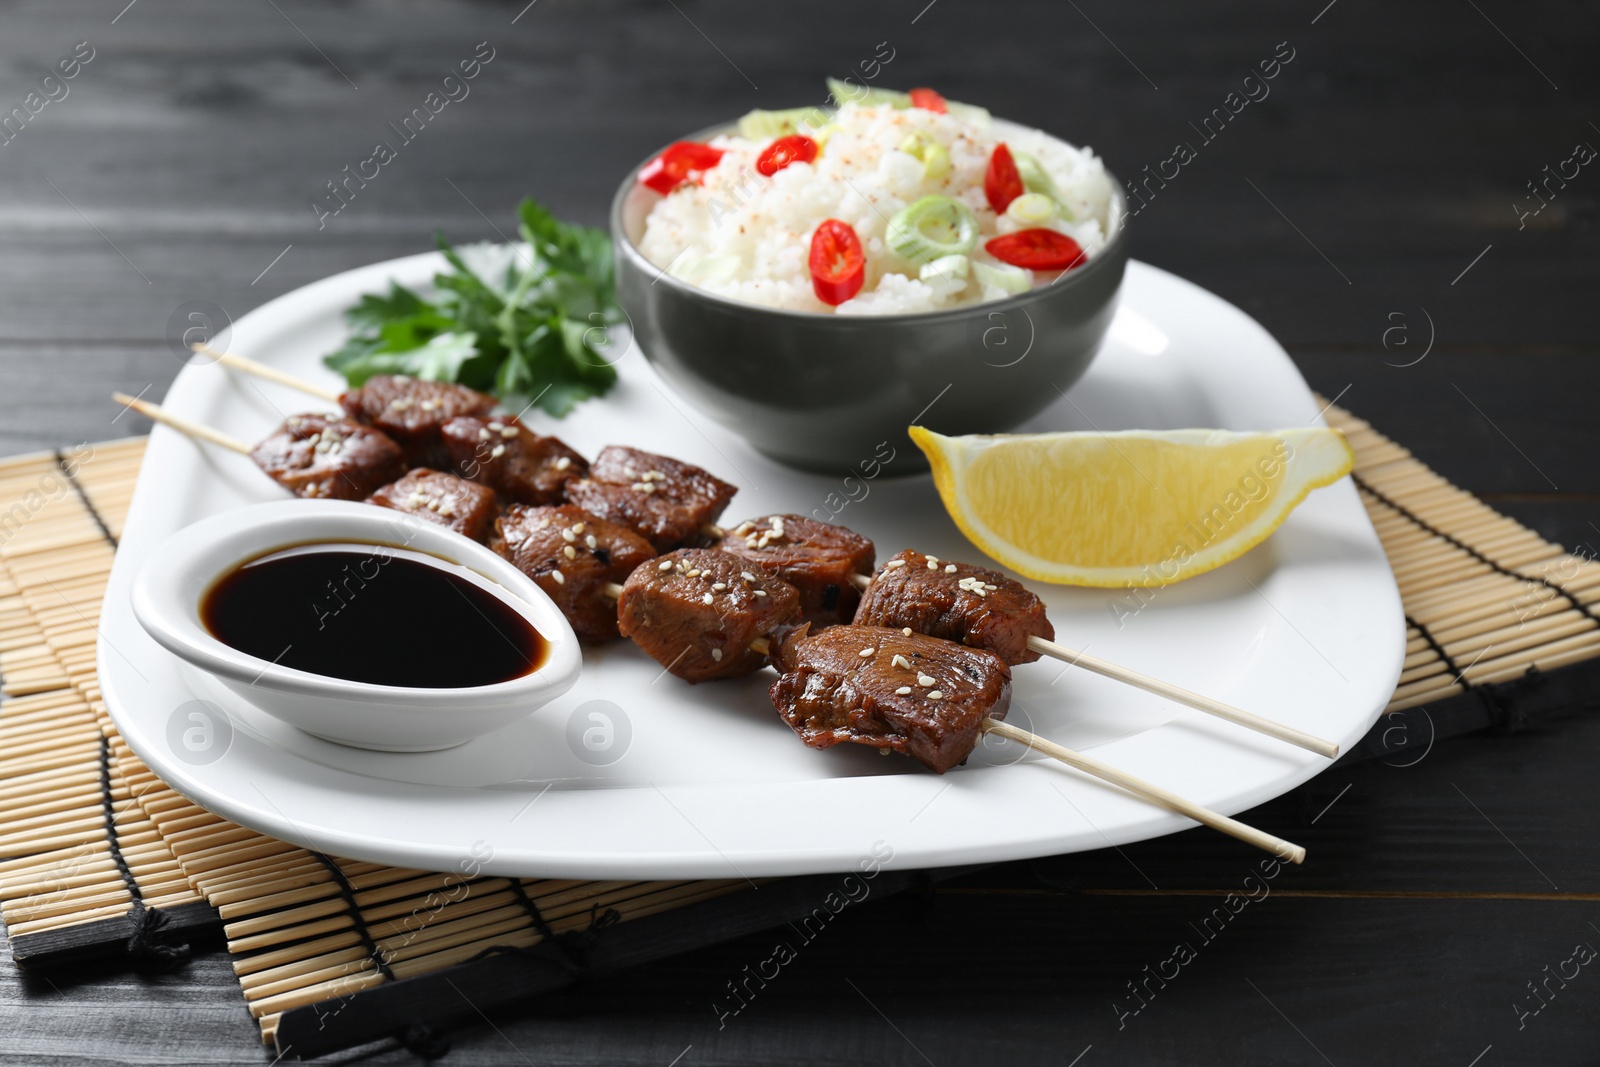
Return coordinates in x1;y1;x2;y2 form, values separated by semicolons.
368;468;499;541
339;376;496;468
493;504;655;643
616;548;801;682
716;514;876;627
247;413;407;502
853;549;1053;665
567;446;738;553
768;623;1012;774
441;415;589;506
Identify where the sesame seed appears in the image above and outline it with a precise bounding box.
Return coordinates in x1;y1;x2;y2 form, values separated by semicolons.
858;647;875;657
891;654;912;669
478;428;492;441
741;571;757;582
917;674;935;687
573;522;585;534
926;555;938;564
564;545;577;559
686;569;701;578
885;559;906;569
945;564;957;574
562;529;576;543
712;648;723;662
500;425;518;438
895;686;913;695
659;559;673;571
586;535;597;549
712;582;728;590
927;560;939;570
902;627;913;637
490;445;506;458
551;570;565;585
555;456;572;470
928;690;944;700
702;593;714;605
753;589;768;597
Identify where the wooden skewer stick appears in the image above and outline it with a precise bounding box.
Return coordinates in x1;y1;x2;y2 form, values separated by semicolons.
1025;635;1339;759
191;345;343;403
981;719;1304;863
112;392;250;454
847;573;1338;759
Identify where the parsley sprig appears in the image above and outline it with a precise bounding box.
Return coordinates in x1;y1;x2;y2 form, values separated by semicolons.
324;198;621;417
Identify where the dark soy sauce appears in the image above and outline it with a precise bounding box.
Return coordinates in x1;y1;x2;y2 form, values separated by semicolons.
202;546;546;689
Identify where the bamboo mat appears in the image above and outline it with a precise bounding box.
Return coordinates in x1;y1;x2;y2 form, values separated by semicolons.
2;404;1598;1057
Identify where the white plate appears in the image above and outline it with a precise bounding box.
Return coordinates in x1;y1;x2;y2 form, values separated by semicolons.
98;256;1404;879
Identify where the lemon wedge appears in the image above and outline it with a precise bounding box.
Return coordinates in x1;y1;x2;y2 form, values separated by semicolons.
909;425;1354;587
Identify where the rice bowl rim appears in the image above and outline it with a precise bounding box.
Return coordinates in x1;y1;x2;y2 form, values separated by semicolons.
610;117;1129;325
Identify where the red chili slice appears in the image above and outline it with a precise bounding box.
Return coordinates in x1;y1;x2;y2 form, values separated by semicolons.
809;219;866;306
985;229;1087;271
984;143;1025;213
909;87;948;113
639;141;725;194
756;135;818;177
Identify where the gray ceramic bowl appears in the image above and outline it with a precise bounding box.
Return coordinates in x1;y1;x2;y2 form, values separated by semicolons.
611;121;1129;474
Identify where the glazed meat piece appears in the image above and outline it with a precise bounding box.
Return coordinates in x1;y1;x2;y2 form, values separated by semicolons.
367;468;498;541
493;504;655;643
768;624;1012;774
853;549;1054;665
441;415;589;506
616;548;799;682
565;446;737;552
340;376;496;467
250;413;406;502
717;514;875;626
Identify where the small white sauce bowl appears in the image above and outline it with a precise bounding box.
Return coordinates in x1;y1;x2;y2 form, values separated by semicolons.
131;499;583;752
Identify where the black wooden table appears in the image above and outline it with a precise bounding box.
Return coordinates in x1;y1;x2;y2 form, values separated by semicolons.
3;1;1598;1062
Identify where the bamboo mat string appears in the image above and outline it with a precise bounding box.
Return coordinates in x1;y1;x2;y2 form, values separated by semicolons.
1353;472;1600;626
1405;613;1466;687
505;877;568;959
309;853;396;981
56;449;118;550
96;734;189;969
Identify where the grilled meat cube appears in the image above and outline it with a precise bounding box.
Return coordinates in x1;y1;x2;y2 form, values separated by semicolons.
441;415;589;506
565;445;737;552
616;548;799;682
768;624;1012;774
250;413;406;502
853;549;1054;665
340;375;496;467
717;514;875;626
493;504;654;643
367;468;498;541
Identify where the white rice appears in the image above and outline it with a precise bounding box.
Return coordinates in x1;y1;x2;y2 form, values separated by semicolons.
637;103;1116;315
